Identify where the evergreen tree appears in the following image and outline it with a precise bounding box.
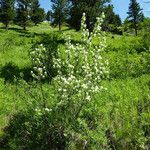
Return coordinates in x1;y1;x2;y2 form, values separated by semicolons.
15;0;31;30
46;10;52;23
103;5;121;33
0;0;15;29
68;0;111;31
51;0;69;31
0;2;2;21
31;0;45;25
127;0;144;36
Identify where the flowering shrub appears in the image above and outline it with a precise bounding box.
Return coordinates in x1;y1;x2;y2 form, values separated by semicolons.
30;44;48;80
53;12;108;113
52;13;109;148
30;33;59;81
29;12;109;148
0;13;109;149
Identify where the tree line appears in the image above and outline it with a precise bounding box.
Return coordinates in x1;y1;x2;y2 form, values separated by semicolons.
0;0;45;30
49;0;144;35
0;0;145;35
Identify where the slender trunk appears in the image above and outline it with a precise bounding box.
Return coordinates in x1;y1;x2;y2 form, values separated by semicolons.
50;16;52;23
135;27;138;36
59;22;61;31
24;4;27;30
59;16;61;31
5;24;8;30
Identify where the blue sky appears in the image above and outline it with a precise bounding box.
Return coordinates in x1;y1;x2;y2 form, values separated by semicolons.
39;0;150;21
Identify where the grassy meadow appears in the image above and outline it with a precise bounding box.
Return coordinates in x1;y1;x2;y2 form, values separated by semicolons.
0;22;150;149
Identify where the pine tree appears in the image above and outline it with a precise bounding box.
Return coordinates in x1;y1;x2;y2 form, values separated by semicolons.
68;0;111;31
51;0;69;31
127;0;144;36
31;0;45;25
0;2;2;21
15;0;31;30
46;10;52;23
103;5;121;33
0;0;15;30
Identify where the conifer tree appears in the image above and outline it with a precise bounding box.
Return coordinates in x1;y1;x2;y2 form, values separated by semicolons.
103;4;121;33
31;0;45;25
46;10;52;23
127;0;144;36
0;0;15;29
15;0;31;30
0;2;2;21
68;0;111;31
51;0;69;31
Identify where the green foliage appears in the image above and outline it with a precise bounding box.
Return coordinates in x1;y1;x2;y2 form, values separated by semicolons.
0;0;15;29
108;51;150;79
127;0;144;36
0;21;150;149
0;110;67;150
14;0;32;30
0;76;149;149
141;18;150;50
141;33;150;51
142;17;150;32
51;0;69;31
68;0;111;31
46;10;52;22
103;4;122;34
30;0;45;25
30;32;63;81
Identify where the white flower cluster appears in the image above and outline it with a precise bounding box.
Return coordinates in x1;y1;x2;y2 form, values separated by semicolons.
30;44;47;80
53;13;109;111
35;107;52;115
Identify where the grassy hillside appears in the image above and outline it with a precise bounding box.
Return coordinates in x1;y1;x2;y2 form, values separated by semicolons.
0;23;149;149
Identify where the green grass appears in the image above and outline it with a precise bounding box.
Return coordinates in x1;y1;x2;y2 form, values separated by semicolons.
0;22;149;148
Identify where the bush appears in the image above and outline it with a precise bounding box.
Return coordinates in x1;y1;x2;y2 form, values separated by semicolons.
0;110;67;150
30;33;61;81
0;13;109;150
108;51;150;79
141;33;150;51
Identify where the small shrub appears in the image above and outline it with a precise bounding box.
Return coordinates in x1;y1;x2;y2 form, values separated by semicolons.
141;33;150;51
30;33;60;81
108;51;150;79
0;110;67;150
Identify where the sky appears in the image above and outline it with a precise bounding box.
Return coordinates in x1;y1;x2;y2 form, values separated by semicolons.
39;0;150;21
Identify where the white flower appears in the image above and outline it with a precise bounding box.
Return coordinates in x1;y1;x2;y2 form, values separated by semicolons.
86;95;91;101
33;67;37;70
102;12;105;19
94;86;99;92
38;68;43;74
83;12;86;16
63;89;67;92
45;108;52;112
51;12;108;113
82;84;88;89
64;79;69;85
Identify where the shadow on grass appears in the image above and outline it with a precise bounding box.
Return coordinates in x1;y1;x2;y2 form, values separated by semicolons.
0;62;33;83
0;62;56;84
0;27;85;83
1;26;83;45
